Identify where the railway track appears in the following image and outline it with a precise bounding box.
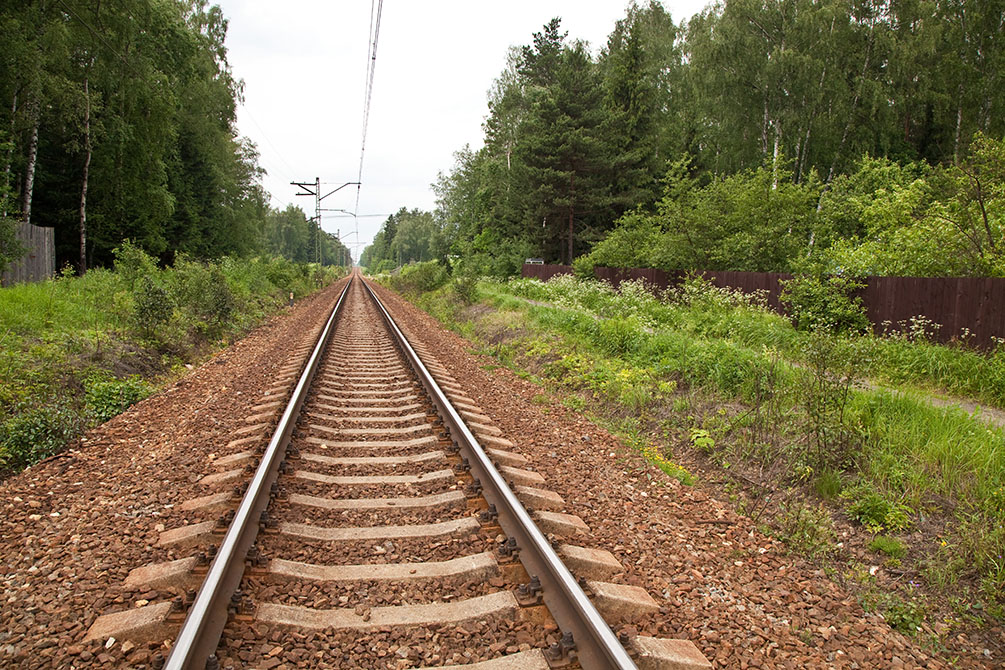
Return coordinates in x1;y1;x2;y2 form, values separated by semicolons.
83;273;710;669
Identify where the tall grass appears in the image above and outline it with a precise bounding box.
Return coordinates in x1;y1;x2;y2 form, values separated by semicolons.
504;276;1005;409
0;250;342;475
474;276;1005;614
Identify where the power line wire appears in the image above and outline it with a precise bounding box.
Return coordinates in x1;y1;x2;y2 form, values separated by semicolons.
241;104;299;181
352;0;384;255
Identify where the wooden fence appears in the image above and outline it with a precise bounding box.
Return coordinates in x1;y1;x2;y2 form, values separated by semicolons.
1;223;55;287
522;264;1005;348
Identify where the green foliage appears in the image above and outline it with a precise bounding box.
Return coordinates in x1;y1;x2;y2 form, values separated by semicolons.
814;470;844;499
869;535;907;559
689;427;715;453
114;241;159;289
361;207;448;271
0;400;82;472
0;247;338;475
822;135;1005;277
780;272;869;334
386;261;449;296
775;502;837;559
133;275;173;335
862;591;927;635
261;205;352;268
452;274;478;305
1;1;280;268
842;485;914;533
0;134;23;274
415;272;1005;613
84;375;151;424
171;258;236;335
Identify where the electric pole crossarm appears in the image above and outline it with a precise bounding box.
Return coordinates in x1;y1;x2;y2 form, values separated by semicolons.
290;182;318;197
321;182;360;201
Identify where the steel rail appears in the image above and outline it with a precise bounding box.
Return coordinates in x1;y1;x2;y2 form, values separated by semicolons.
164;277;353;670
362;278;639;670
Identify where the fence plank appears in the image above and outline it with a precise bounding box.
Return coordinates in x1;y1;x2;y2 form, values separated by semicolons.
1;223;55;287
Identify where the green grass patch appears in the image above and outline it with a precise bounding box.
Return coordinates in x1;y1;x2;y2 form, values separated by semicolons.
407;274;1005;620
869;535;908;559
1;245;343;476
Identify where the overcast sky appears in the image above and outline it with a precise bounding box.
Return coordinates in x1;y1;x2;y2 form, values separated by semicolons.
219;1;710;262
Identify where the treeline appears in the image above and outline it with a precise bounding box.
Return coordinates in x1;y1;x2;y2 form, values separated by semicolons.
396;0;1003;278
0;1;349;273
585;133;1005;277
359;207;449;273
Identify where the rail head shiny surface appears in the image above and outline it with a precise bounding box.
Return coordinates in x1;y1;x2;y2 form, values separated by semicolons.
165;277;353;670
360;278;638;670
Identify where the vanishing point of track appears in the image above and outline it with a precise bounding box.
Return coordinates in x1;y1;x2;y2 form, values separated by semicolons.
83;273;711;669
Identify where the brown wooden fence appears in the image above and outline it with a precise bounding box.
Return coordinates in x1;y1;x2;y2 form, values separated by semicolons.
1;223;55;287
521;264;1005;348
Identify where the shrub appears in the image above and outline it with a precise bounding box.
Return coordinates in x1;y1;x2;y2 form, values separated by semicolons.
595;317;642;356
780;271;869;334
0;401;83;472
113;240;159;289
389;261;449;295
84;375;151;424
452;274;478;305
571;254;595;280
842;485;913;532
775;501;836;559
172;257;236;334
133;276;174;335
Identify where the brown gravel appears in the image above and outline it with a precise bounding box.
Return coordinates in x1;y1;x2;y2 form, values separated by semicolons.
0;278;349;669
369;281;998;670
217;278;557;669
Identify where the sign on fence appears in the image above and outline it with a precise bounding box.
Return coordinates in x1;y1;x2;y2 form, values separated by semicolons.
1;223;55;287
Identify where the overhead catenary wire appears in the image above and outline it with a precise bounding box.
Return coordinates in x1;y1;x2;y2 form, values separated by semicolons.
241;104;300;183
351;0;384;263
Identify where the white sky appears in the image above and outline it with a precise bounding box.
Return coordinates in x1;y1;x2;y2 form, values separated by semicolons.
220;1;710;262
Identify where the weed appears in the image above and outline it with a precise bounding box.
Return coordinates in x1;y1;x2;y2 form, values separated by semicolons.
689;427;715;453
452;275;478;305
775;501;836;559
814;470;844;498
84;375;151;424
799;332;865;470
842;484;914;533
562;395;587;411
862;590;928;635
869;535;907;559
133;276;173;336
0;401;83;472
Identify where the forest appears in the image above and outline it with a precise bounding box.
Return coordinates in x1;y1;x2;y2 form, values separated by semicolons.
0;0;349;274
363;0;1005;279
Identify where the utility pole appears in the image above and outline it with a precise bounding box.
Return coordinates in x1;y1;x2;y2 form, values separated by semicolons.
291;179;359;265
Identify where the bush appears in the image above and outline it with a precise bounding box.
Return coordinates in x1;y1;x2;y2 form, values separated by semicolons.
842;484;913;532
84;375;151;424
780;271;869;334
113;240;159;289
171;257;236;334
775;501;836;559
133;275;174;335
388;261;449;295
452;275;478;305
571;254;596;280
0;401;83;472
